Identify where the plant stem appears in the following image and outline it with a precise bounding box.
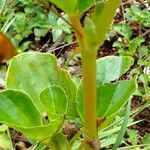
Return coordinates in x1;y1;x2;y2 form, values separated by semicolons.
82;50;97;139
70;15;97;141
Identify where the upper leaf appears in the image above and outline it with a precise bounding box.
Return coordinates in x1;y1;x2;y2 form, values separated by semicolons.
76;0;94;15
92;0;121;45
6;52;77;117
96;56;134;83
84;17;98;49
49;0;94;15
49;0;77;14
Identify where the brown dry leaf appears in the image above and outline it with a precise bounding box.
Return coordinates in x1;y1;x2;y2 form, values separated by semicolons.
0;32;17;63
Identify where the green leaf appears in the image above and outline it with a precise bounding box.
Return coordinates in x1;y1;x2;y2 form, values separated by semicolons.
127;129;138;145
40;85;68;117
101;138;116;148
57;14;71;33
49;0;94;15
0;133;13;149
138;46;149;58
142;134;150;144
0;125;8;132
101;80;136;117
124;5;150;27
92;0;121;45
112;100;131;150
76;79;136;120
6;52;77;117
58;69;77;116
139;74;149;90
129;36;145;55
76;0;94;15
52;14;72;42
113;40;125;49
84;17;98;49
71;140;81;150
48;8;58;25
52;28;63;42
34;28;49;37
0;90;62;142
50;133;71;150
31;144;47;150
16;121;62;142
113;23;132;41
49;0;77;14
96;56;134;83
0;90;42;127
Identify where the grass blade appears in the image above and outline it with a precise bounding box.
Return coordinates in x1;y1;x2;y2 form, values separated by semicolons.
112;100;131;150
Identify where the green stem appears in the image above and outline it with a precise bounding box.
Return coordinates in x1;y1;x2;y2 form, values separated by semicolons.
82;50;97;139
70;15;97;143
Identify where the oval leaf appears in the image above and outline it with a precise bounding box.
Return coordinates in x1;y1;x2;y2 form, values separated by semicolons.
40;85;68;117
129;36;145;55
0;90;42;127
76;79;136;120
0;90;63;142
6;52;77;117
96;56;134;83
113;23;132;41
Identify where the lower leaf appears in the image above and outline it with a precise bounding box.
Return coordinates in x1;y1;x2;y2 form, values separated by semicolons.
76;79;136;121
0;90;63;143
